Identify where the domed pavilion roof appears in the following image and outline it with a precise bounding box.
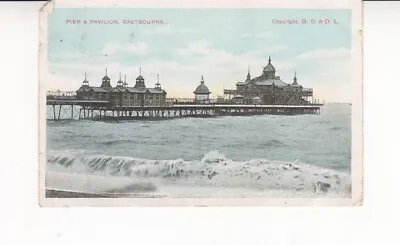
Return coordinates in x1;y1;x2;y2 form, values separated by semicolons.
194;76;211;94
263;56;275;73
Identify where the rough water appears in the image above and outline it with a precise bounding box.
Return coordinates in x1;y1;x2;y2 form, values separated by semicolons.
46;103;351;198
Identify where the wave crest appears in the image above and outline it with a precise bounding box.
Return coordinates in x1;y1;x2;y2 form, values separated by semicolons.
47;151;351;196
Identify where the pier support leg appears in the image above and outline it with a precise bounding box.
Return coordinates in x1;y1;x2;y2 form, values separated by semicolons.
52;105;56;120
58;105;62;120
71;105;74;120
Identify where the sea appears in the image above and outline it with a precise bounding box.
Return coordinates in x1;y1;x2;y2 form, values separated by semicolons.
45;103;351;198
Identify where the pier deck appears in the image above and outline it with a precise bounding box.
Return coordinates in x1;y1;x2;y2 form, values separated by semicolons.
46;99;322;120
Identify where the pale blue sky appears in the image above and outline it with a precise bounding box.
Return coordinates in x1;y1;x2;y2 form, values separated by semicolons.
47;8;352;102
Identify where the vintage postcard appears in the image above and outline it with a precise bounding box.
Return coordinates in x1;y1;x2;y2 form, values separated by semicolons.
39;0;362;206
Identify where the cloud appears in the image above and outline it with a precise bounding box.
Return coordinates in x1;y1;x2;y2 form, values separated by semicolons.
102;42;148;55
177;41;286;58
48;42;149;70
49;51;117;64
176;41;215;56
297;48;350;60
291;58;351;103
176;41;291;72
46;41;350;102
247;45;288;55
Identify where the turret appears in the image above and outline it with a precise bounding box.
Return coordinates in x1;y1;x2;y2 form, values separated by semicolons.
101;68;112;89
246;66;251;81
123;74;128;88
116;72;123;87
134;67;146;88
155;73;161;90
82;72;89;87
292;71;298;86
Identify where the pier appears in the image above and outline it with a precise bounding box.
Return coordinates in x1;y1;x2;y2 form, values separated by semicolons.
46;57;325;121
46;95;322;121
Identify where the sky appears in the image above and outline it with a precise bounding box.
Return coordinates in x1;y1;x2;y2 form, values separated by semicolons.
46;8;352;102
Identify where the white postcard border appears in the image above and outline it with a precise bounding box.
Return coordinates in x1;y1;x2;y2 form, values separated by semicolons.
38;0;363;207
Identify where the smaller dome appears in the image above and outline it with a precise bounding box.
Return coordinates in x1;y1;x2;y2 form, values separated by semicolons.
194;76;211;94
194;83;211;94
136;75;144;80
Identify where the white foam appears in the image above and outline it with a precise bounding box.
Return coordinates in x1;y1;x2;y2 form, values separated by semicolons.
46;171;159;195
46;150;351;197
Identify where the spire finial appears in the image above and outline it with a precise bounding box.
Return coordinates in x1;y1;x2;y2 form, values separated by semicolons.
124;74;126;82
156;73;161;89
293;70;298;85
139;67;141;76
84;72;87;80
201;75;204;84
119;72;121;80
268;56;271;63
105;68;107;76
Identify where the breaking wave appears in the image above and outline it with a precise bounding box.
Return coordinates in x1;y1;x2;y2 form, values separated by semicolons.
47;150;351;197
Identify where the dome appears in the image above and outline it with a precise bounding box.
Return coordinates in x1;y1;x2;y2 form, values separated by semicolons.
263;63;275;72
194;83;211;94
194;76;211;94
136;75;144;80
263;56;275;73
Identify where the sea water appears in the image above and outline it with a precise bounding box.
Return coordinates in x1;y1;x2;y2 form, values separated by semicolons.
45;103;351;198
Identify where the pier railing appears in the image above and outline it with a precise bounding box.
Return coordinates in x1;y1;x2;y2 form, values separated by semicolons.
47;90;77;100
46;91;324;106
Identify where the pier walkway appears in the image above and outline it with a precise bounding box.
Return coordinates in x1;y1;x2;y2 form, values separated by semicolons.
46;98;323;120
